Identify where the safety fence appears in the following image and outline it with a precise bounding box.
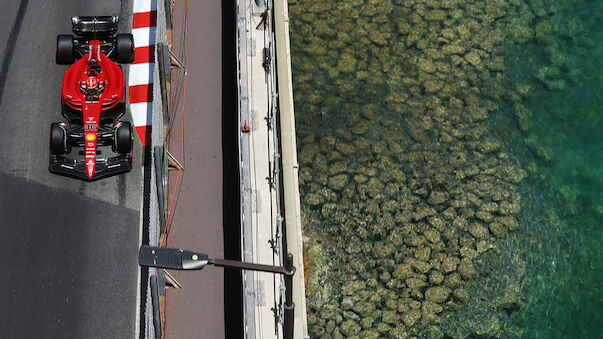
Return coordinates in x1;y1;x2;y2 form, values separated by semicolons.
140;0;172;338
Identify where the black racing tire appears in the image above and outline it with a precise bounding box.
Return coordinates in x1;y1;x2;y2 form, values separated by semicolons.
114;122;133;154
116;34;134;64
50;123;67;155
56;35;74;65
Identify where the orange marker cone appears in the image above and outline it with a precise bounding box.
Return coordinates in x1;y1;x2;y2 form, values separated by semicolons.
241;120;250;132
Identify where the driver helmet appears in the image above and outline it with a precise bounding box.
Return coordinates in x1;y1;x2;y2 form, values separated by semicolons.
86;75;99;89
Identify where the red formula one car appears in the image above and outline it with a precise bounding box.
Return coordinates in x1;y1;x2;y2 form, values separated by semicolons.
50;16;134;180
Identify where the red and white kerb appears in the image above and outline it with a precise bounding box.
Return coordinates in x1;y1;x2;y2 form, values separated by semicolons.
129;0;157;146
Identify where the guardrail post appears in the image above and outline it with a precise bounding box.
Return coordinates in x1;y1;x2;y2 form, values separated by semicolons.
154;146;166;237
157;42;170;126
283;253;295;339
163;0;172;30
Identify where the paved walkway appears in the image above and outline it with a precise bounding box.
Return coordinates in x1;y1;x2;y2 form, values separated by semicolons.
164;1;228;338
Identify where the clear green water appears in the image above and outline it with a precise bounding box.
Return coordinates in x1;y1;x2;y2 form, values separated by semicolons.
288;0;602;337
494;1;603;336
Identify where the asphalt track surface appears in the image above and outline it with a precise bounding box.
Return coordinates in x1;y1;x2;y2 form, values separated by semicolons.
0;0;142;337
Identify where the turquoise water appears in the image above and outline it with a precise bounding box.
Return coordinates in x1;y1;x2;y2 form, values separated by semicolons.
288;0;602;337
495;1;603;336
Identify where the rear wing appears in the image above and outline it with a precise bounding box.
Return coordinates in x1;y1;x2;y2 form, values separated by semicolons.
72;16;118;36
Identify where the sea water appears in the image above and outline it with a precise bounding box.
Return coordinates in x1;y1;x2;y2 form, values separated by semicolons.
288;0;602;337
494;1;603;336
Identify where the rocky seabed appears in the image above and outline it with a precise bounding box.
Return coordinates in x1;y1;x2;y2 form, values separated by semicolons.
288;0;581;337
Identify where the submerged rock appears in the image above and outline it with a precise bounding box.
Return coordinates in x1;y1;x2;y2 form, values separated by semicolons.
406;277;428;289
423;228;442;243
441;256;460;273
425;286;451;303
414;207;437;221
393;264;413;279
328;174;349;191
422;300;443;321
469;222;489;239
465;51;482;66
381;310;400;324
401;309;421;326
427;191;449;205
340;319;361;336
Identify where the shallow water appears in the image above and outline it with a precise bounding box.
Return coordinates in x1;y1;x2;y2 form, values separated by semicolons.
288;0;602;337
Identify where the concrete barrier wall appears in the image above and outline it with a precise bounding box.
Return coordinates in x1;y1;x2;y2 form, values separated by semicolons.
273;0;309;338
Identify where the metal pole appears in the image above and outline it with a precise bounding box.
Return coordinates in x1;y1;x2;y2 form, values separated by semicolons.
139;247;297;338
151;274;162;339
211;257;293;276
154;146;166;238
283;253;294;339
210;254;295;339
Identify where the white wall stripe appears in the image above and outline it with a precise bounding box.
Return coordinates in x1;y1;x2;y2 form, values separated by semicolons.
132;27;157;48
133;0;157;13
129;63;155;86
130;102;153;126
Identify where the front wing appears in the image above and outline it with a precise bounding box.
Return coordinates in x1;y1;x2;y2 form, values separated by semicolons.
49;153;132;181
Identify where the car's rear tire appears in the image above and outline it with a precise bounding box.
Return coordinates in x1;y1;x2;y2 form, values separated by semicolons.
56;35;74;65
116;34;134;63
50;123;67;155
114;122;132;154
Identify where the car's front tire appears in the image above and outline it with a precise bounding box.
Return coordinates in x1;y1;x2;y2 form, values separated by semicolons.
114;121;132;154
56;35;74;65
50;123;67;155
116;34;134;64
